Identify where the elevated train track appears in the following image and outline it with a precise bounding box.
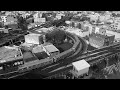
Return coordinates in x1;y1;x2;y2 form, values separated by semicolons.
42;48;120;78
34;36;83;71
36;36;88;76
39;41;120;78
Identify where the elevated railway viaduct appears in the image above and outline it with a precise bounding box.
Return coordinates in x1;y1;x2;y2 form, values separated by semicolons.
40;41;120;78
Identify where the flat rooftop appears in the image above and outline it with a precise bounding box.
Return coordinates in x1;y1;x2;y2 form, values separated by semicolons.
32;45;44;53
0;46;23;63
72;60;90;71
43;44;59;53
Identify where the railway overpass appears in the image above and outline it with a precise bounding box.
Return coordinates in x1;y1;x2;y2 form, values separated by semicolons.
36;40;120;78
39;46;120;78
31;36;88;77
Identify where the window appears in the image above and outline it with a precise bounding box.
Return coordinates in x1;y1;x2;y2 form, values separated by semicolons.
0;66;3;70
14;62;18;66
14;61;20;66
17;61;20;65
20;61;23;64
14;61;23;66
7;64;10;67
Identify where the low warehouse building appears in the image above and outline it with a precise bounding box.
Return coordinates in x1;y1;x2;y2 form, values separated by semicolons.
32;45;49;60
42;44;60;57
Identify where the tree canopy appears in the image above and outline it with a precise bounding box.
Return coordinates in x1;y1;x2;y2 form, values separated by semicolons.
45;29;66;44
17;15;28;30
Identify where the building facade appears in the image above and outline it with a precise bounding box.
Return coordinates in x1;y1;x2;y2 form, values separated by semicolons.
89;33;115;48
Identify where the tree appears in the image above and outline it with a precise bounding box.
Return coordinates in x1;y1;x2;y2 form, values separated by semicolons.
17;15;28;30
105;69;120;79
45;29;66;44
52;19;67;27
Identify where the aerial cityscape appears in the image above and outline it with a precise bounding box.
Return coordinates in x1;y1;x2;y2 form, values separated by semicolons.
0;11;120;79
